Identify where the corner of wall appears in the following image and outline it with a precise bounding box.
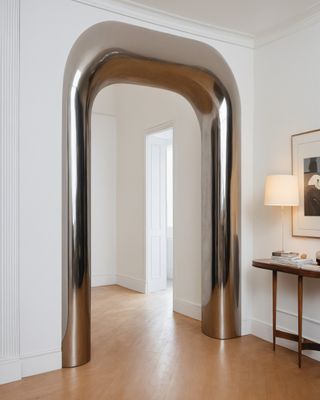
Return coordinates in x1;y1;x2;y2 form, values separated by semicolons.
173;298;201;320
92;274;117;287
116;274;146;293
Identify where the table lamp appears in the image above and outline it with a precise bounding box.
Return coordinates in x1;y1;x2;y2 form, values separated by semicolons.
264;175;299;252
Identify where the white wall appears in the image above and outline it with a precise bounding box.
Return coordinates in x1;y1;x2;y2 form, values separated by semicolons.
2;0;319;386
253;22;320;360
91;87;117;287
112;84;201;315
2;0;254;382
91;92;117;286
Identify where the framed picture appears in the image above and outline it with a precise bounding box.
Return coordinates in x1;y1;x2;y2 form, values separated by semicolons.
292;129;320;238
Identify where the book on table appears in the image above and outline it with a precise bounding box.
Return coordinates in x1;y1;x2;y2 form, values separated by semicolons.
271;255;314;266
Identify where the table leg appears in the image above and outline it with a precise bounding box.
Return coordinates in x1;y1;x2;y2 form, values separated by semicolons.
298;276;303;368
273;270;277;351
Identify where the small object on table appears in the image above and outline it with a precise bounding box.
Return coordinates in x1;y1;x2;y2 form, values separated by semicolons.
271;254;314;266
252;259;320;368
300;253;307;259
272;251;299;257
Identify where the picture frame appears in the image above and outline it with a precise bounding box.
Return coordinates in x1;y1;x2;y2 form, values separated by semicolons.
292;129;320;238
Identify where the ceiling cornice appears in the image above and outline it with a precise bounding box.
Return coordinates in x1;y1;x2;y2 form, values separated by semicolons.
255;3;320;47
73;0;320;49
72;0;254;49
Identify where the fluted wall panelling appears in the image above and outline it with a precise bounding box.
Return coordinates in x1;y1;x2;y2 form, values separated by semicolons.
0;0;21;384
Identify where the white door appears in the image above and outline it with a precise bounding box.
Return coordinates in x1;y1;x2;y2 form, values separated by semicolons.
146;134;168;293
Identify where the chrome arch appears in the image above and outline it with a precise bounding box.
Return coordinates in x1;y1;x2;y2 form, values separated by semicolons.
62;22;241;367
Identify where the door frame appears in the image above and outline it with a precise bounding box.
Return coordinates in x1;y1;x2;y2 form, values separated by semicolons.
145;124;174;294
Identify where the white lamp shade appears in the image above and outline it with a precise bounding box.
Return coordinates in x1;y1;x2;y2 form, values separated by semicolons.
264;175;299;206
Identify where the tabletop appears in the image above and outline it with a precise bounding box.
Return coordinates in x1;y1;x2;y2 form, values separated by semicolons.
252;259;320;278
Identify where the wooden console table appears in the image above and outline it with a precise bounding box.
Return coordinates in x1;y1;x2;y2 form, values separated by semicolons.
252;259;320;367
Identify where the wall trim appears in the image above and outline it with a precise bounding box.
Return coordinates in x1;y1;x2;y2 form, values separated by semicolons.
255;4;320;47
173;298;251;337
92;274;117;287
72;0;254;48
74;0;320;50
252;315;320;363
241;318;252;336
0;359;21;385
20;350;61;378
0;0;20;380
92;110;116;118
116;274;146;293
144;120;174;136
278;307;320;326
173;297;201;320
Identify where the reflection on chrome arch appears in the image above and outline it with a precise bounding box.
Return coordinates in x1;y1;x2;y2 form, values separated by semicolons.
62;21;241;367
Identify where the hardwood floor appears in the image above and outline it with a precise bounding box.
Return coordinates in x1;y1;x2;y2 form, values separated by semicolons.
1;285;320;400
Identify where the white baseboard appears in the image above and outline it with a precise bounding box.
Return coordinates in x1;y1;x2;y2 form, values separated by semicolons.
251;312;320;362
241;318;252;336
0;350;61;385
116;274;146;293
173;298;201;320
172;298;251;338
0;359;21;385
91;274;116;287
20;349;61;378
251;318;272;342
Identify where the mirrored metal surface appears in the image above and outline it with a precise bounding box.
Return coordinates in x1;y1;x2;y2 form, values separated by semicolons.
62;22;240;367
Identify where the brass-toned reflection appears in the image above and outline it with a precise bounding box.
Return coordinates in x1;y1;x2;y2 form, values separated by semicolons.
62;27;240;368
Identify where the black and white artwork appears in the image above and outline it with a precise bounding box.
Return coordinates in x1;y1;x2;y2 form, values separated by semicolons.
292;129;320;238
304;157;320;216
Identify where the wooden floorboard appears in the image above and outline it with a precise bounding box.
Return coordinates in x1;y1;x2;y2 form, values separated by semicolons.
1;285;320;399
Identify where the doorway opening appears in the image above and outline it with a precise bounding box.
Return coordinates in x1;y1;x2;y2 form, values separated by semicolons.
146;127;173;293
62;21;241;368
90;83;202;316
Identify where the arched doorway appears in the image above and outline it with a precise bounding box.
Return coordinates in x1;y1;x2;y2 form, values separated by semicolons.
62;21;241;368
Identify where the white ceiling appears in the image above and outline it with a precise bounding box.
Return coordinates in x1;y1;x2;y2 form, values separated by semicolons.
119;0;320;36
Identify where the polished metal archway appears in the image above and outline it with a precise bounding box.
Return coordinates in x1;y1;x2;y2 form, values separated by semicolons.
62;22;241;367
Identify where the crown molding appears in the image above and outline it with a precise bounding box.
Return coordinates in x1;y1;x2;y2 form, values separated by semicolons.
72;0;254;49
74;0;320;50
255;3;320;47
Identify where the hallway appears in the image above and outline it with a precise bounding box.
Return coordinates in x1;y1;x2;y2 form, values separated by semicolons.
1;286;320;400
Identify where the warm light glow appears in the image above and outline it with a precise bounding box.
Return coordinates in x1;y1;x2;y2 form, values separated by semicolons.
264;175;299;206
